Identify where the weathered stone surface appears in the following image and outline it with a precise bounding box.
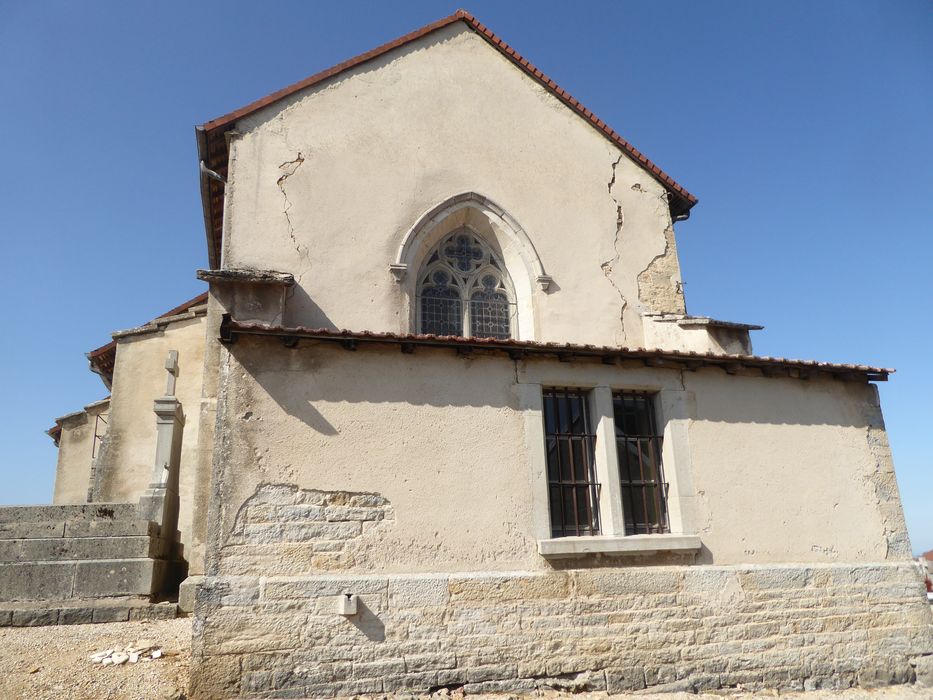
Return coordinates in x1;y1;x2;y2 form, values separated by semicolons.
0;521;65;539
58;607;93;624
190;562;933;699
73;559;160;597
0;562;75;601
12;608;59;626
129;601;178;621
177;575;203;614
0;535;161;562
262;575;387;600
92;606;130;623
606;666;647;692
913;654;933;687
64;520;158;538
0;503;137;523
389;575;449;608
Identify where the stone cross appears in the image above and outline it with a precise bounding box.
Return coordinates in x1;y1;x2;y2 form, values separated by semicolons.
138;349;185;543
164;350;178;397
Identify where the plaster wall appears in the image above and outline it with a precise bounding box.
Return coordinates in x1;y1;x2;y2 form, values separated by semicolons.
52;400;109;504
207;339;908;577
95;314;207;563
685;371;910;563
643;319;753;355
222;24;686;348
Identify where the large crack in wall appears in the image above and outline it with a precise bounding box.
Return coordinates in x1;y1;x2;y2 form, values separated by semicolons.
276;153;309;284
600;154;628;343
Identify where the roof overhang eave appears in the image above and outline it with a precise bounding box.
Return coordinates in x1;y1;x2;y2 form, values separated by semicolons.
196;126;219;270
219;316;893;384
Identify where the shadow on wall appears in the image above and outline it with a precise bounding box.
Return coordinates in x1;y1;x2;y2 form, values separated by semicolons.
227;336;518;432
285;285;338;331
227;338;875;435
687;370;875;429
349;599;385;642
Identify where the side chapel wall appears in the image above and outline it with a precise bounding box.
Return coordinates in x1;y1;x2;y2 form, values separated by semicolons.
93;313;207;563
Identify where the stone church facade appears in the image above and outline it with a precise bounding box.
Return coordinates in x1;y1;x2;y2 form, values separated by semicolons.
17;9;932;697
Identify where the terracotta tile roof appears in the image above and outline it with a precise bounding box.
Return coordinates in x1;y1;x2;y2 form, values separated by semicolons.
220;317;893;383
197;9;698;268
86;292;209;386
46;397;110;445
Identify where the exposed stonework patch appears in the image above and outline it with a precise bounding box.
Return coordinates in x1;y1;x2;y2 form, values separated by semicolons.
224;484;394;574
600;154;628;343
636;219;687;315
191;563;933;698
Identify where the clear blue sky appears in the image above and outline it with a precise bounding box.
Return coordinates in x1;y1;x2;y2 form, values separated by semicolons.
1;2;930;551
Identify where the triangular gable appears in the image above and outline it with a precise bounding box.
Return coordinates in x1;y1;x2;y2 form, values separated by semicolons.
86;291;209;387
196;9;697;268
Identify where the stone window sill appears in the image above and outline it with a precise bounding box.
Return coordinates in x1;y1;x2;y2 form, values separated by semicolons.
537;534;702;559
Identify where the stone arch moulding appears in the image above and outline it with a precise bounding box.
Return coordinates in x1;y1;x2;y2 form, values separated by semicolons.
391;192;552;291
391;192;552;341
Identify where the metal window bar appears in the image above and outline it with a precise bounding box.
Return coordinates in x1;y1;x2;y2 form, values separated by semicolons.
92;412;109;459
613;391;669;534
543;388;601;537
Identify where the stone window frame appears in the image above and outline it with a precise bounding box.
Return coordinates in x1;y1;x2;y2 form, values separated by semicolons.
519;381;701;558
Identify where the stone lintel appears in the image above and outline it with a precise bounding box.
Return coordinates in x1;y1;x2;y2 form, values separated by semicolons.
197;268;295;286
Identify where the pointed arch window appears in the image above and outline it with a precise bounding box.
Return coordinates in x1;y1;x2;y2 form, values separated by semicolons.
417;230;516;339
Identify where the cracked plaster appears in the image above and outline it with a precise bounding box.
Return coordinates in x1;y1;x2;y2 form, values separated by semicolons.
221;24;687;347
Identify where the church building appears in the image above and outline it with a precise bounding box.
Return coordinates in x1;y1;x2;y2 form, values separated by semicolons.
8;10;930;698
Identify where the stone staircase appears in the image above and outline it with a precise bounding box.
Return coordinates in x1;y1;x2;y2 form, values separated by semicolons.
0;503;186;626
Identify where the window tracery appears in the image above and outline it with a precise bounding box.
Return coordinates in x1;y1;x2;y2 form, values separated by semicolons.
417;230;515;339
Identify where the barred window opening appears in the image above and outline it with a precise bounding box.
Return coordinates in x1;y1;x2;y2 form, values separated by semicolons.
416;230;516;339
543;388;600;537
613;391;669;535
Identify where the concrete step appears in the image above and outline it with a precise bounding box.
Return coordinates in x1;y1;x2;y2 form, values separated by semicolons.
0;521;67;539
0;535;172;562
64;519;160;538
0;503;138;524
0;519;159;540
0;558;170;602
0;599;178;627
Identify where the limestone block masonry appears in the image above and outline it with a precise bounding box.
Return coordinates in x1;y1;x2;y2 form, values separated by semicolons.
190;563;933;698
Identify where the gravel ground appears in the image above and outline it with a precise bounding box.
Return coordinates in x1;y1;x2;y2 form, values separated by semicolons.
0;617;190;700
0;617;930;700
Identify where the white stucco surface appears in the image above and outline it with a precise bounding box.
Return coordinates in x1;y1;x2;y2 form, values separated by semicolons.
94;314;207;561
52;400;109;505
222;24;687;348
208;340;907;575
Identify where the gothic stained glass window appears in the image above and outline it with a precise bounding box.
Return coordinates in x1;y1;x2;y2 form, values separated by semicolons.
417;230;516;339
420;270;463;337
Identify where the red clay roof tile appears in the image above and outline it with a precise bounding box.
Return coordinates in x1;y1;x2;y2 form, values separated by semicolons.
221;317;892;383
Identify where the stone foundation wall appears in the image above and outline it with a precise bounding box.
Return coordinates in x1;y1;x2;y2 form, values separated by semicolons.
190;563;933;699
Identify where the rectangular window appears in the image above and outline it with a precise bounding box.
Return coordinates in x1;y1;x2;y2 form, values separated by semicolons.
613;392;669;535
543;388;600;537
